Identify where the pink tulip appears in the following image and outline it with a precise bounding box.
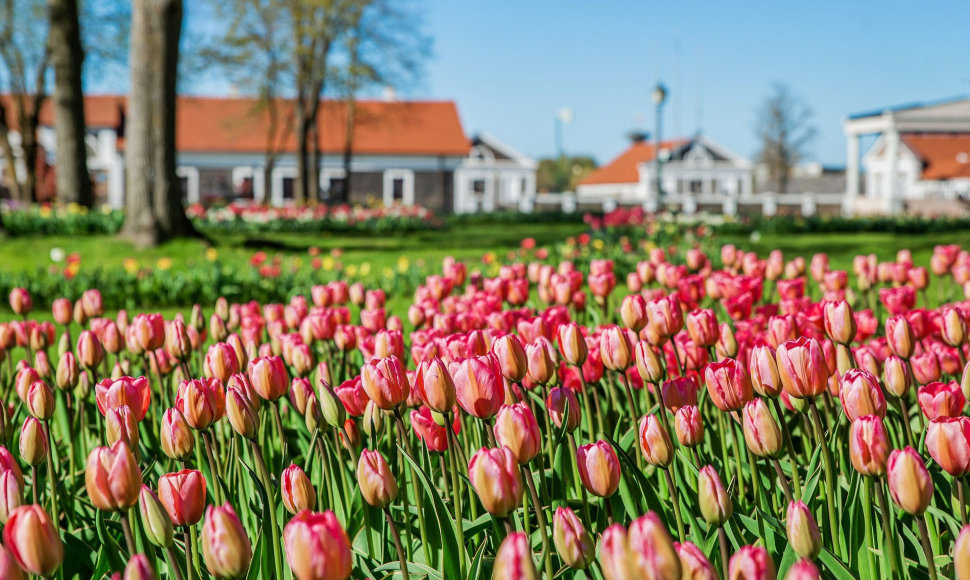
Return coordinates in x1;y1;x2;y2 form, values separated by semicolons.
283;510;352;580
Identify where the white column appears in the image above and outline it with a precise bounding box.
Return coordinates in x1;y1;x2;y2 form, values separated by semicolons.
843;133;860;215
253;168;265;203
885;129;901;214
108;156;125;209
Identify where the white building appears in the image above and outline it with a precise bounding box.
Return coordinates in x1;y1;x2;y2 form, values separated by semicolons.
0;94;537;213
844;97;970;215
576;135;753;212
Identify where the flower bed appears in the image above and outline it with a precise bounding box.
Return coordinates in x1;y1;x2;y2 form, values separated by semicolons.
187;202;440;234
0;201;124;235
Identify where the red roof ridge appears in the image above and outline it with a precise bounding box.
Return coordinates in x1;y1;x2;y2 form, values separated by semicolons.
580;138;691;186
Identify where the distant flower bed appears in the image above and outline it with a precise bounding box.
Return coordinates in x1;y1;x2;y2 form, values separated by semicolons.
0;201;124;235
188;202;440;234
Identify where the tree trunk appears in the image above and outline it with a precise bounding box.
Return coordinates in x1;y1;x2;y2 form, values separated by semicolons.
0;104;21;201
18;105;39;203
308;118;319;205
295;101;308;206
48;0;92;207
341;97;355;204
123;0;198;248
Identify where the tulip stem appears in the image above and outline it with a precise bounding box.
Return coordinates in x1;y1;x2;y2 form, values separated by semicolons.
394;409;433;567
718;526;729;580
663;467;686;543
384;508;410;580
272;402;287;464
959;478;968;526
201;431;224;505
874;479;901;578
250;440;284;579
31;466;39;504
165;545;186;580
808;398;840;559
119;512;136;557
917;515;939;580
523;465;553;580
894;397;916;448
770;458;794;505
43;420;61;529
445;426;466;578
861;478;878;580
770;397;801;498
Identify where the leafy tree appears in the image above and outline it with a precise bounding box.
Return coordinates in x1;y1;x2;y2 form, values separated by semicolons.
755;82;816;193
536;156;597;193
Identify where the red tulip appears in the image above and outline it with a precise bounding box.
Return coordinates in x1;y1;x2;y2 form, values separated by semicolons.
77;330;105;369
910;350;942;385
281;464;317;514
849;415;889;477
201;503;253;579
547;387;581;432
926;416;970;477
356;449;398;509
628;511;681;580
131;313;165;351
675;541;717;580
600;325;634;371
175;378;226;431
686;308;720;348
839;369;886;421
728;545;776;580
822;299;856;345
158;469;207;526
526;337;559;385
283;510;352;580
887;447;934;516
451;354;505;419
786;559;821;580
248;356;289;401
885;315;915;359
3;505;62;576
776;337;827;399
620;294;648;331
468;447;523;517
205;343;239;383
410;406;460;452
704;358;753;412
660;376;698;413
557;322;588;366
492;532;539;578
494;403;541;464
918;381;966;420
674;405;704;447
96;376;152;421
576;440;620;498
160;408;195;460
8;288;31;316
647;295;683;339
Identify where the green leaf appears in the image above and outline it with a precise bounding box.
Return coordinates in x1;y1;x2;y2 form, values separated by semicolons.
400;445;462;580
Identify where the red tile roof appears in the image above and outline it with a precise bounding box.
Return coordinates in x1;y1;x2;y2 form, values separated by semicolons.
902;133;970;180
580;139;690;186
2;94;471;157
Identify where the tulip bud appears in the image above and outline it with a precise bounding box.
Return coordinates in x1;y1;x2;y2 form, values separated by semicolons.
887;447;934;516
281;464;317;514
728;545;776;580
675;541;717;580
716;323;738;359
160;408;195;460
698;465;732;526
546;387;581;432
282;510;353;580
491;333;529;383
638;414;673;468
85;441;142;511
139;486;174;548
885;315;915;359
785;559;821;580
674;405;704;447
600;325;633;371
741;398;782;458
77;330;105;369
0;469;22;524
526;337;559;385
468;447;523;517
8;288;31;316
553;507;594;570
158;469;207;526
494;403;542;465
360;356;410;410
201;503;253;579
705;358;753;412
492;532;539;580
19;417;47;466
105;405;140;449
628;511;681;580
787;500;822;559
0;544;24;580
576;440;620;498
25;380;55;421
557;323;588;367
822;300;856;345
452;354;505;419
362;400;384;437
849;415;889;477
926;416;970;477
620;294;648;331
954;525;970;580
55;352;79;390
225;387;259;440
686;309;720;348
122;553;157;580
776;337;827;399
839;368;886;421
316;381;346;429
3;505;63;577
635;341;664;384
247;356;289;401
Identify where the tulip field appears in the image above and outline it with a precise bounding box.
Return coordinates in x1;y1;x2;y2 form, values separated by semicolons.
5;224;970;580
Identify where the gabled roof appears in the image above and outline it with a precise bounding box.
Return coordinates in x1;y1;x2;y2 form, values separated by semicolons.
901;133;970;180
471;132;537;167
580;139;689;186
3;94;471;157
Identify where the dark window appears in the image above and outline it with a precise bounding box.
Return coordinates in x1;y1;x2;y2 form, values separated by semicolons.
392;178;405;201
178;176;189;201
472;179;486;194
689;180;702;194
329;177;347;197
283;177;294;199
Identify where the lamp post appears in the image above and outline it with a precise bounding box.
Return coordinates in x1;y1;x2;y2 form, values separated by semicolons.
651;82;668;211
555;107;573;191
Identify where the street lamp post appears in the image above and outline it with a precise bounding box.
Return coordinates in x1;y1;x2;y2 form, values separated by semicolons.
651;82;668;211
555;108;573;192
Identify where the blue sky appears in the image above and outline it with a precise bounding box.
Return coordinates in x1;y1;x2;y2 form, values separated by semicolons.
417;1;968;166
180;1;968;167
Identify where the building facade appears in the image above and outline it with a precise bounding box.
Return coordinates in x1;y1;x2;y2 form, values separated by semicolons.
1;94;537;213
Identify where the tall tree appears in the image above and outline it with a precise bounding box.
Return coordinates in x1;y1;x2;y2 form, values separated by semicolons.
122;0;197;247
48;0;91;206
0;0;49;202
756;82;816;193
